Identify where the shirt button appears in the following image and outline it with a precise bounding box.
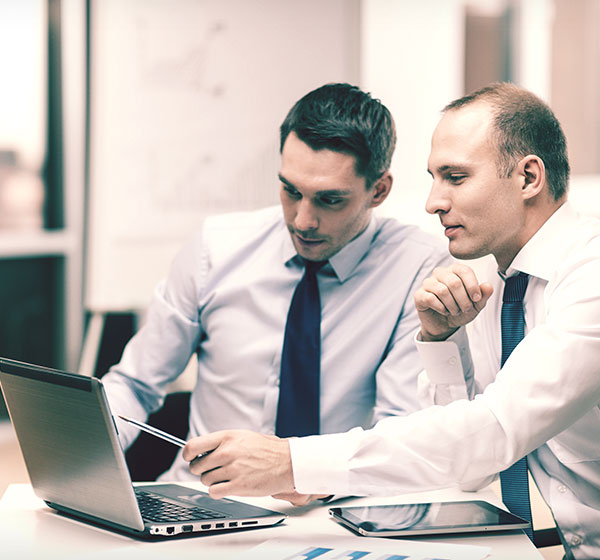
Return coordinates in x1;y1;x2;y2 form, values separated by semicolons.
570;535;582;547
448;357;457;366
557;484;567;493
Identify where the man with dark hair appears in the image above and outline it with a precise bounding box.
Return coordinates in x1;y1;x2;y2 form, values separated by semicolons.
280;83;396;189
185;83;600;556
103;82;449;505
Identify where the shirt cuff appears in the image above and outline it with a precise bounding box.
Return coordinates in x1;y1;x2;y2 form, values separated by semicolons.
289;432;356;496
415;327;469;385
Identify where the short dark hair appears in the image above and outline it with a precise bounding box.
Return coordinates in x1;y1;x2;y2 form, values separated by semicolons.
280;83;396;188
444;82;570;200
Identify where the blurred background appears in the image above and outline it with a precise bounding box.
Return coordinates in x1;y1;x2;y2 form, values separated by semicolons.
1;3;597;554
1;0;599;382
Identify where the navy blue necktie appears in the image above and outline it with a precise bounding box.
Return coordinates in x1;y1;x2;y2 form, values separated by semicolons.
276;259;325;437
499;272;534;541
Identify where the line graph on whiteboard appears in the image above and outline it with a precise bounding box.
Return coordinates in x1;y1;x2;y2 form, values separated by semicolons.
86;0;357;310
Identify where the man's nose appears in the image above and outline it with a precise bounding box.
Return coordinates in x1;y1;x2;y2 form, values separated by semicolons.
425;181;450;215
294;199;318;231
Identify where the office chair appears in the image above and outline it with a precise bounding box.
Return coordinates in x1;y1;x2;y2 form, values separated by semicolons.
125;391;191;481
85;313;193;481
534;526;562;548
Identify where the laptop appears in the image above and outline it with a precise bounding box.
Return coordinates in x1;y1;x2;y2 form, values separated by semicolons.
0;357;286;538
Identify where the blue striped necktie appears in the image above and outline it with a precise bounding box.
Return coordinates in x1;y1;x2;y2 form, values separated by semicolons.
499;271;534;541
275;259;326;437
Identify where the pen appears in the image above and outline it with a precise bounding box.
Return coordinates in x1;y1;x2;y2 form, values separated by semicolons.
117;414;212;461
117;414;187;448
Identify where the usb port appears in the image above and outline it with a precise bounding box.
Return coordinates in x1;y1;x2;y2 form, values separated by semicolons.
182;525;193;532
229;522;238;527
215;522;225;529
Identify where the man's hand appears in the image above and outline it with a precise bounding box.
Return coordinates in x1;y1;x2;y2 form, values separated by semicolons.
182;430;295;499
271;491;330;507
415;263;494;341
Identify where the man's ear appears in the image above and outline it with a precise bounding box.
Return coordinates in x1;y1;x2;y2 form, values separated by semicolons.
369;171;393;208
518;155;545;200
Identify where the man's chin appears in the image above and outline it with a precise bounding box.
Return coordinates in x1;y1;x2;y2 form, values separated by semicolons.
298;250;327;262
448;240;486;261
298;249;333;262
294;240;330;261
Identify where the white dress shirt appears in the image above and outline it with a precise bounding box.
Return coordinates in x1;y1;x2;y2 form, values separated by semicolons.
102;205;450;480
289;202;600;559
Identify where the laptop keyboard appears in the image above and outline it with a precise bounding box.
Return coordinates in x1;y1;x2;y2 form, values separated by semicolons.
135;489;229;523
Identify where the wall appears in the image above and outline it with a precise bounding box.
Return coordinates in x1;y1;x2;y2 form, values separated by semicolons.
360;0;464;236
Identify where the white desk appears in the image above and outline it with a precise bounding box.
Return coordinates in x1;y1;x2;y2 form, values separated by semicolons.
0;483;542;560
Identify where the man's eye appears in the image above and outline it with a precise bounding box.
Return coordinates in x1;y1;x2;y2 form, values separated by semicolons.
283;185;301;198
448;174;467;184
320;197;343;206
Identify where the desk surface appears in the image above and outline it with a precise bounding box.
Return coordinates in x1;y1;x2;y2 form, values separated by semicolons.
0;483;542;560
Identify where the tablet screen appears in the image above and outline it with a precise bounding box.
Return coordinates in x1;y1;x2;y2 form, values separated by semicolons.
329;500;530;537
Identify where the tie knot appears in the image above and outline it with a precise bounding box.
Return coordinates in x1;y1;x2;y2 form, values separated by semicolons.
302;259;327;276
503;272;529;303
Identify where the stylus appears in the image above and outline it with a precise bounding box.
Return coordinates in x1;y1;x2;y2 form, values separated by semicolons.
116;414;213;463
117;414;187;447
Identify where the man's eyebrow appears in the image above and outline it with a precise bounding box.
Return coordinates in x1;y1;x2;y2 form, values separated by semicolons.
278;173;351;196
316;188;351;197
278;173;295;189
428;164;469;176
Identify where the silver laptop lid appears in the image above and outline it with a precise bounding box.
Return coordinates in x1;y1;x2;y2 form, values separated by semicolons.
0;358;145;531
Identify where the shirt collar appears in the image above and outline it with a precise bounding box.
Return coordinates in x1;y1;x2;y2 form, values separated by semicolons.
504;201;579;281
282;215;378;282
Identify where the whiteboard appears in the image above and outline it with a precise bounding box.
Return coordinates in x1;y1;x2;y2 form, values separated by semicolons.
86;0;359;311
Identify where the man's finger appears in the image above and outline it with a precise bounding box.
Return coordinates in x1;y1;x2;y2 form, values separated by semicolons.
415;286;449;315
438;263;480;302
272;492;311;506
200;466;230;488
421;277;461;315
205;480;235;500
183;432;225;461
474;282;494;311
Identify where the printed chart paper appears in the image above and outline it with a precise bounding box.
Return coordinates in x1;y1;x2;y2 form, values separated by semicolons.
233;536;491;560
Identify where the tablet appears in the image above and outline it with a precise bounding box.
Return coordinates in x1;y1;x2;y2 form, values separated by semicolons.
329;500;530;537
